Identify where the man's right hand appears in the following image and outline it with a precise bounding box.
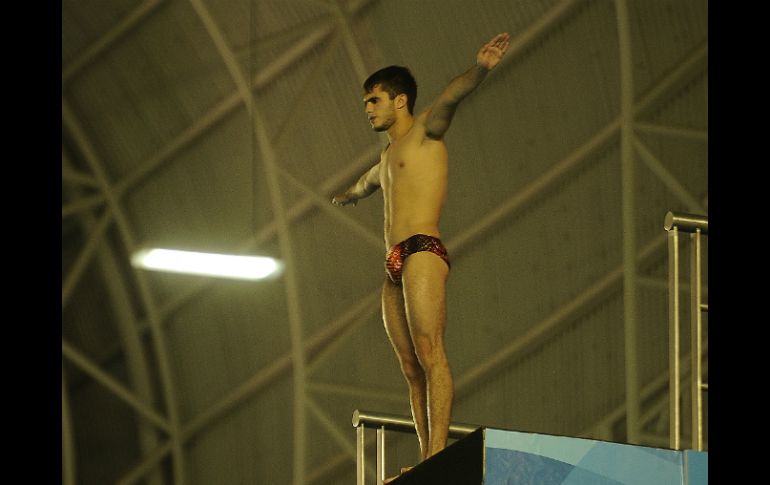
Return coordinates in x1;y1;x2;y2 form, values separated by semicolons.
332;193;357;206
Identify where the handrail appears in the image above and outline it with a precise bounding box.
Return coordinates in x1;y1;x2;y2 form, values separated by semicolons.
664;211;708;235
665;211;707;452
352;409;482;485
352;409;480;439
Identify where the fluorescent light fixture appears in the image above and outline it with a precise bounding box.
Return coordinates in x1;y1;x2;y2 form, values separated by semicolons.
131;248;282;280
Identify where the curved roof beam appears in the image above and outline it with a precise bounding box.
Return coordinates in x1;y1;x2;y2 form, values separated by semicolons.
62;0;165;83
188;0;312;481
62;153;165;483
62;99;187;484
61;21;337;221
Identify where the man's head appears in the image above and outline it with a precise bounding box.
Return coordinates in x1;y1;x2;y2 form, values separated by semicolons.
363;65;417;115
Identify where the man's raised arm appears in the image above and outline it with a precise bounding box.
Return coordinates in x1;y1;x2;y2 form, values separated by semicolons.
424;32;510;140
331;162;381;207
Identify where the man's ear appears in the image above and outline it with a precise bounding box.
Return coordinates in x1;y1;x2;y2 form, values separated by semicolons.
395;93;408;110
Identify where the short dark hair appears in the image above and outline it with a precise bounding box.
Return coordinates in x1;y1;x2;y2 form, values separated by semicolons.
363;65;417;114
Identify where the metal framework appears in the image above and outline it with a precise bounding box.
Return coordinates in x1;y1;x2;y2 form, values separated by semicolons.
61;0;708;483
352;410;479;485
665;211;708;451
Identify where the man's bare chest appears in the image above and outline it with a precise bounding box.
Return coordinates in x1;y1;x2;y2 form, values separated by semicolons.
383;141;446;182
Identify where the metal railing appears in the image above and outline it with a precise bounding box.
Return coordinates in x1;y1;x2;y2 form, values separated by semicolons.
352;409;480;485
664;211;708;451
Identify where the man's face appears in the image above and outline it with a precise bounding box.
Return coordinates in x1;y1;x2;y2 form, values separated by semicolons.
363;85;396;132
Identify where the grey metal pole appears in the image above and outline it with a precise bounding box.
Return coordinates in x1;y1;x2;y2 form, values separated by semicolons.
352;409;479;438
615;0;641;445
664;211;708;234
376;426;385;485
690;230;704;451
357;425;366;485
667;226;681;450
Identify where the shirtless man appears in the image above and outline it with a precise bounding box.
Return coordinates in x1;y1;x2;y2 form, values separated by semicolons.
332;33;510;477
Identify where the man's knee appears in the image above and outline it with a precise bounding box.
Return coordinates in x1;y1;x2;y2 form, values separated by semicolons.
412;333;447;369
400;357;425;383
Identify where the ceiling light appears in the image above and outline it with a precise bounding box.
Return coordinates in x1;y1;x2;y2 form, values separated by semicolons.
131;248;282;281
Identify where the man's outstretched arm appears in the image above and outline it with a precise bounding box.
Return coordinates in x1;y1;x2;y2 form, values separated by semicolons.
331;162;381;206
424;32;510;140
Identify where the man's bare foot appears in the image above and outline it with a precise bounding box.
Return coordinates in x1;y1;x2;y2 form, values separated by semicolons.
383;467;414;484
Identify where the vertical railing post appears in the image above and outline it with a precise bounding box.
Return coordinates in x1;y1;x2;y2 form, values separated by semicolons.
357;424;366;485
690;229;703;451
667;225;681;450
376;426;386;485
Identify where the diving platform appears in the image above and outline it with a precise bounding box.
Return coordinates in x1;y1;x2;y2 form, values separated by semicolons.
352;409;708;485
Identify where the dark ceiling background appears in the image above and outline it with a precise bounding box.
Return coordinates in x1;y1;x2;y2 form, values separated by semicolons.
62;1;708;483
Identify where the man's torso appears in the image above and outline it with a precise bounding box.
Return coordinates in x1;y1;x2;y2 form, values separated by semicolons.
380;114;448;249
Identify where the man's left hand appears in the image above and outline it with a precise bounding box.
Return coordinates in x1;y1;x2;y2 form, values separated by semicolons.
477;32;510;70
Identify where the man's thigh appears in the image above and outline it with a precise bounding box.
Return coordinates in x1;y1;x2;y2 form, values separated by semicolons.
401;252;449;337
382;279;416;357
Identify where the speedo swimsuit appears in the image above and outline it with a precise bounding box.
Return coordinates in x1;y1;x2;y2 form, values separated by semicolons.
385;234;450;285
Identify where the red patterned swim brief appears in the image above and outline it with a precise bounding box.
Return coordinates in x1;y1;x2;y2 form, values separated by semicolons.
385;234;450;285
